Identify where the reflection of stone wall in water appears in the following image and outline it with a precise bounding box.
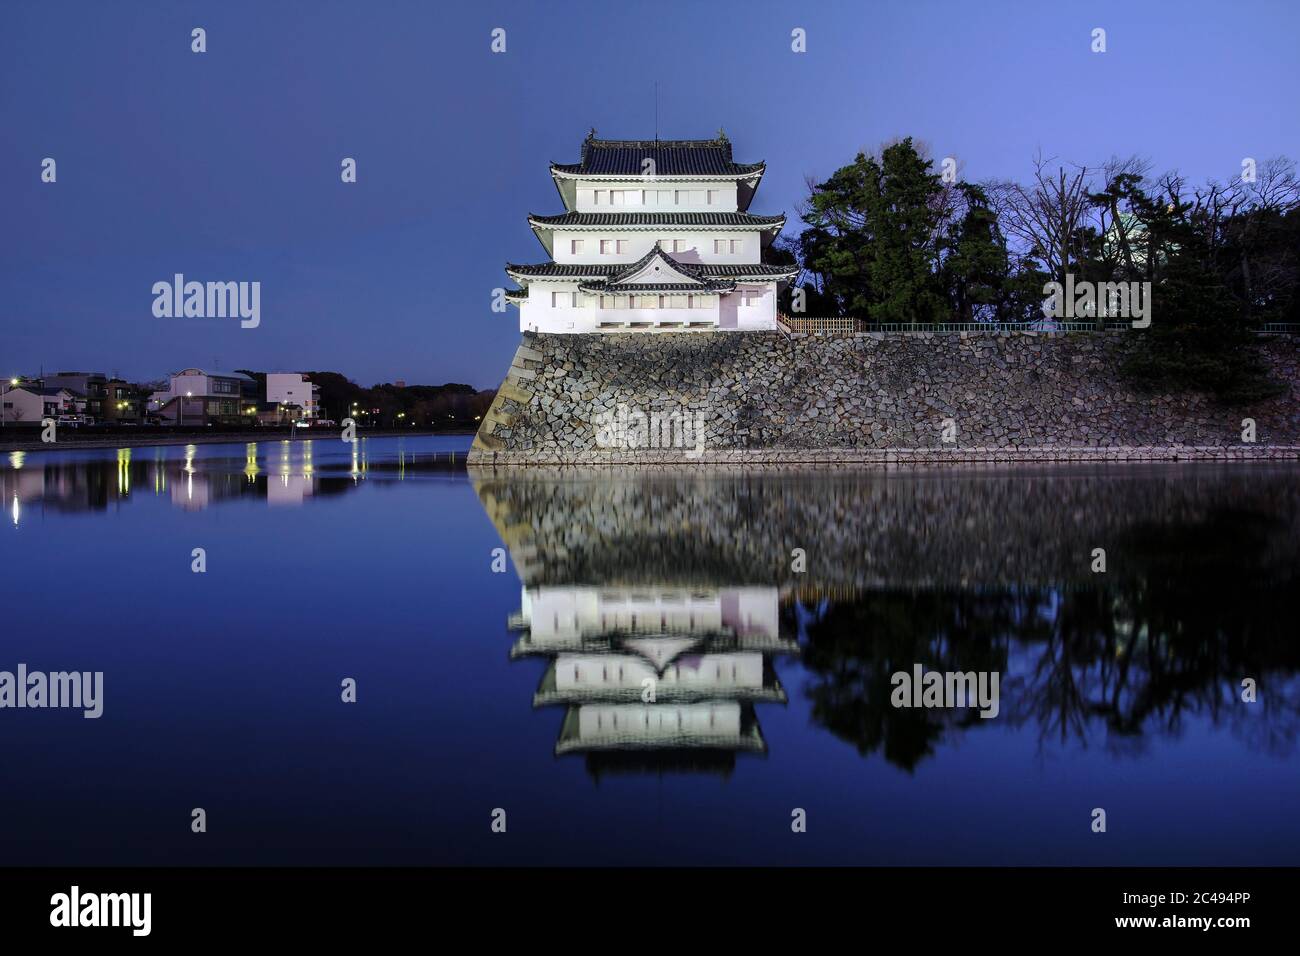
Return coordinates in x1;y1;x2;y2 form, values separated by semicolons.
477;468;1300;768
472;466;1300;590
469;332;1300;463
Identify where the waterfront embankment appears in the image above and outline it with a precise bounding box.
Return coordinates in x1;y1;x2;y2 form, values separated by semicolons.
469;331;1300;465
0;429;473;453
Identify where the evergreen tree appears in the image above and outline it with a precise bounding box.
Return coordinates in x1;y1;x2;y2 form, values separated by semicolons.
1120;198;1283;402
798;138;950;323
862;140;948;324
941;183;1010;322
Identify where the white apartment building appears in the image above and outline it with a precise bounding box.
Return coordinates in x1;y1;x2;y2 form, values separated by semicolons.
147;368;258;424
265;373;321;418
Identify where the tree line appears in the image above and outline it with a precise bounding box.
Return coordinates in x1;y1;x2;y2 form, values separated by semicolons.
768;139;1299;401
237;369;496;428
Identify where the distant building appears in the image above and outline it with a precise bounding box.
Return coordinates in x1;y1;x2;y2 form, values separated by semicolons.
101;378;147;423
149;368;259;425
256;401;307;425
265;373;320;419
43;371;108;420
1;386;77;423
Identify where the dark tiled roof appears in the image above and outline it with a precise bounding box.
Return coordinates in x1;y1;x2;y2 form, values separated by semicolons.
529;212;784;228
506;261;798;279
503;287;528;299
686;263;797;278
513;246;787;295
581;281;737;294
552;136;765;177
569;247;728;291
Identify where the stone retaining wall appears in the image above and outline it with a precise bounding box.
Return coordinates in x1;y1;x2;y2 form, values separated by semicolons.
469;331;1300;465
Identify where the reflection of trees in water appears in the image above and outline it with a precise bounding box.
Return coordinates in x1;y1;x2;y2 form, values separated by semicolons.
794;592;1018;772
472;467;1300;769
795;505;1300;770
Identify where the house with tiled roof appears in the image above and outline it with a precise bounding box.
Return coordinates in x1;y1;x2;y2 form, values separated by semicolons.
506;130;797;333
1;385;77;423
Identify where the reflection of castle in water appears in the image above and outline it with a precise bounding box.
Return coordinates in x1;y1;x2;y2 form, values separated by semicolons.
4;442;465;521
511;586;798;776
475;466;1300;771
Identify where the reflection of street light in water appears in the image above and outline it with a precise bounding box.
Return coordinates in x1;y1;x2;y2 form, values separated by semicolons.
184;443;197;501
117;447;131;496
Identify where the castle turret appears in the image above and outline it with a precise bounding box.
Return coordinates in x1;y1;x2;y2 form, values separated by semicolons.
505;133;797;333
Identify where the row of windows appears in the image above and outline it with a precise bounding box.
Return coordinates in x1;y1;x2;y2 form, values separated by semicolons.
589;709;725;730
570;238;745;255
591;188;723;206
569;662;744;683
551;292;717;309
597;321;716;329
549;290;765;309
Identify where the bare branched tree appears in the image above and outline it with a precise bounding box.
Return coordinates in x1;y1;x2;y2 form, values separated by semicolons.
986;152;1094;286
1193;157;1300;317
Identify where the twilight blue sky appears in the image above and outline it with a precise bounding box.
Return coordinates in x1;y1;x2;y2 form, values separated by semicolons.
2;0;1297;388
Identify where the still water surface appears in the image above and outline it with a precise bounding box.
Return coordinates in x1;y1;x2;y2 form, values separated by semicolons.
3;437;1297;864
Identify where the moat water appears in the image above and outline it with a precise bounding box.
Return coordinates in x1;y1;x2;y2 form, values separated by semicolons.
3;436;1298;864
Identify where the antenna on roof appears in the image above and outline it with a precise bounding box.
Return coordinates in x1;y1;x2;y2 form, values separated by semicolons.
654;82;659;142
